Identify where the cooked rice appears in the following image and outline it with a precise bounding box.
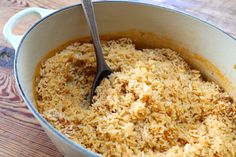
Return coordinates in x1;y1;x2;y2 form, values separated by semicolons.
35;38;236;156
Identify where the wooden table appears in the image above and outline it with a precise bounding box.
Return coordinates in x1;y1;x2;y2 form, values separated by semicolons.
1;0;236;156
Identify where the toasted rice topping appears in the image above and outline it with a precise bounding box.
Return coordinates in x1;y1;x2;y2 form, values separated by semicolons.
35;38;236;157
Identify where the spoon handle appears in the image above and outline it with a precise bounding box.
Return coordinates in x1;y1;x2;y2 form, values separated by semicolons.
82;0;108;70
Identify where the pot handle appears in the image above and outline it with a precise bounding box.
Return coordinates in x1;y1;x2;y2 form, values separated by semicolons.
3;7;55;50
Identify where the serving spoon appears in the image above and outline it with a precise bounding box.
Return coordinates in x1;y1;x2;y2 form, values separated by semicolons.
82;0;113;104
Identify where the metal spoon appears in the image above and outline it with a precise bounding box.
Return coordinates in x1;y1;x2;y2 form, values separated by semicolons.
82;0;113;104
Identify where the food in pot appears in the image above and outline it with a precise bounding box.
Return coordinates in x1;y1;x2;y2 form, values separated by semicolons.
35;38;236;156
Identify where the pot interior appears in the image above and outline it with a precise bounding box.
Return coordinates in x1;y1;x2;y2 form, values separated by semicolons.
17;1;236;109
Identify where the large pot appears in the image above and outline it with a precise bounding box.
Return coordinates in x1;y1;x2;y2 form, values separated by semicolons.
3;1;236;156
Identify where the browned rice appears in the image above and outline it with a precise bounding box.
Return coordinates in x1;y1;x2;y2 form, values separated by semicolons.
35;38;236;157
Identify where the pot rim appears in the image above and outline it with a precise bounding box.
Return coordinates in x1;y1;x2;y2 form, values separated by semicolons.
14;0;236;156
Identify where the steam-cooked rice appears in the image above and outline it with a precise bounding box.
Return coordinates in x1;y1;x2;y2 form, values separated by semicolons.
35;38;236;156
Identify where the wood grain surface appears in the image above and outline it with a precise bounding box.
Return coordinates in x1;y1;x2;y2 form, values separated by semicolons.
1;0;236;156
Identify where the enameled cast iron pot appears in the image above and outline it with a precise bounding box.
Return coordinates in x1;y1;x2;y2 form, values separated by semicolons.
3;1;236;156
